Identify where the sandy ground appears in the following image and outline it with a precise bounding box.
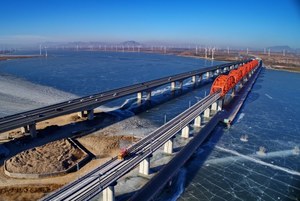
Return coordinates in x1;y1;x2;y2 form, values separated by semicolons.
0;109;155;201
5;139;85;174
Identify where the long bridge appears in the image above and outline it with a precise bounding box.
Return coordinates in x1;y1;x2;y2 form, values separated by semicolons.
39;59;261;201
0;60;249;137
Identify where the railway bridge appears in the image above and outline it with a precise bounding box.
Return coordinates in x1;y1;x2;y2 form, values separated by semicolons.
0;60;249;137
40;59;261;201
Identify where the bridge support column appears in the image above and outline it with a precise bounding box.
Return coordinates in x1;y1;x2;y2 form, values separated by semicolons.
217;99;223;111
77;111;85;118
171;82;176;91
239;82;243;90
192;75;197;86
21;126;29;134
231;87;236;97
29;124;37;138
164;137;174;154
194;115;202;127
178;81;183;90
137;92;142;102
206;71;210;79
198;74;202;82
87;109;94;120
139;157;151;175
204;107;210;118
181;126;190;138
103;185;116;201
146;91;151;101
211;101;218;111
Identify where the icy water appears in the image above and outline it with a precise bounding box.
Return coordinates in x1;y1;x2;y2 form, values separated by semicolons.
0;51;299;200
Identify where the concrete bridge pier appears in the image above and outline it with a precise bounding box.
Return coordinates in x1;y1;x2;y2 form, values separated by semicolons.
194;115;202;127
204;107;211;118
29;124;37;138
137;92;142;102
103;182;117;201
211;101;218;111
192;75;197;86
87;109;94;120
146;90;151;101
21;126;29;134
139;156;151;175
171;81;176;91
178;81;183;90
164;137;174;154
206;71;210;79
77;111;86;118
198;74;202;82
181;125;190;138
217;99;223;111
231;88;236;97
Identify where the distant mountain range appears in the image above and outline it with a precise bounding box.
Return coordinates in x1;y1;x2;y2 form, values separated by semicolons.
120;41;141;46
266;45;293;52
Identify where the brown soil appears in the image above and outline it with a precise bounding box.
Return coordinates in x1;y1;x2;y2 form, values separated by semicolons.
0;184;62;201
5;139;85;174
77;135;138;158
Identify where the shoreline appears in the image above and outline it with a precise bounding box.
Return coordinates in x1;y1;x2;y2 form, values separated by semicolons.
175;53;300;73
0;55;43;61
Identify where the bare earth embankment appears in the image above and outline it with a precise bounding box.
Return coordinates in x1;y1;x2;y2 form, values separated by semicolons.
0;109;151;201
176;49;300;73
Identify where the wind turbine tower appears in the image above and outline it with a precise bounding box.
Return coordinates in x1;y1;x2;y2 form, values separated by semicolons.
39;44;42;55
211;48;215;60
45;46;48;57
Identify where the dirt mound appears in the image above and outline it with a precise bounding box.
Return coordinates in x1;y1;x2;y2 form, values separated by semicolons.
0;184;62;201
78;135;137;158
5;139;85;174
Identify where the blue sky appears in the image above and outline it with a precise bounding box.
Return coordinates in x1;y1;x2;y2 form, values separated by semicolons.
0;0;299;48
